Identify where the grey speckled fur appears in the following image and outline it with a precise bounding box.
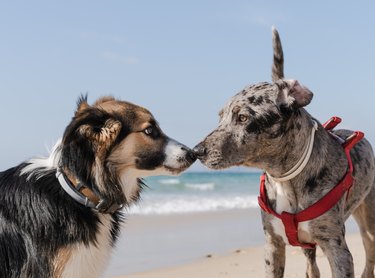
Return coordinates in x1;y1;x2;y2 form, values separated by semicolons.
194;28;375;278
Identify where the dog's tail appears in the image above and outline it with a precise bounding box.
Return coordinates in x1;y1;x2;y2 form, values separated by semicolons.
272;26;284;82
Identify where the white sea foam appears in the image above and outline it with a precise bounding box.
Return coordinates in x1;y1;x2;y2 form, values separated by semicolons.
127;195;259;215
158;178;180;185
136;172;261;215
185;183;215;191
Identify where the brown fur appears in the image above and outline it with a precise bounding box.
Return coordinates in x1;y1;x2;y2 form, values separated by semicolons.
53;247;73;278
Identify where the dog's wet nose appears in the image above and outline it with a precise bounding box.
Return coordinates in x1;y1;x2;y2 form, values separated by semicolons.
187;150;197;163
193;144;207;158
181;146;197;163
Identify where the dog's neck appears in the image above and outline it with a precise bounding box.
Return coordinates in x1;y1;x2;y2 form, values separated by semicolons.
266;119;318;182
56;167;123;213
263;112;349;209
56;168;100;203
263;110;318;178
263;111;347;183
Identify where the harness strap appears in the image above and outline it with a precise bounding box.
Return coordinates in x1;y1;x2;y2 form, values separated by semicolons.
258;117;364;249
322;116;341;131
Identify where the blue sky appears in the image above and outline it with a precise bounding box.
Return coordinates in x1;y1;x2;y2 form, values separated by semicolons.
0;1;374;171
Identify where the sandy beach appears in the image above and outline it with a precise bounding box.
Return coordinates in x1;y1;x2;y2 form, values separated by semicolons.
117;233;365;278
103;208;363;278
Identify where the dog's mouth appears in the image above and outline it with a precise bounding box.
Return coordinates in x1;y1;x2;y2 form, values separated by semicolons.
164;153;197;174
164;164;192;175
197;152;226;169
193;145;225;169
194;145;245;170
201;159;231;170
161;141;197;174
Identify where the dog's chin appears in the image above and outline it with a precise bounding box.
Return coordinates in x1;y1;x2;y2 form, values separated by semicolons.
163;164;192;175
199;158;232;170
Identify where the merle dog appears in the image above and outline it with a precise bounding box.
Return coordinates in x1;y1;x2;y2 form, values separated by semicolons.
194;28;375;278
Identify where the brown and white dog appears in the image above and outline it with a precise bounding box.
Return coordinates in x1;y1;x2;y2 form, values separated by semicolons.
0;96;196;278
194;28;375;277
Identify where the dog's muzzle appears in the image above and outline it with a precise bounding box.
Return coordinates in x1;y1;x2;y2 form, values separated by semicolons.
192;144;207;159
184;147;198;163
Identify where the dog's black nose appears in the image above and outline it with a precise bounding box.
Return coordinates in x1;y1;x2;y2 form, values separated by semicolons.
187;150;197;163
181;146;197;163
193;144;207;158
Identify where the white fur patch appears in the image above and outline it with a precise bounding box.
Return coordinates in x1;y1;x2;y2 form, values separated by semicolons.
119;169;143;203
119;167;169;203
118;138;190;203
270;181;292;243
21;139;62;179
270;181;312;245
163;139;187;169
61;214;115;278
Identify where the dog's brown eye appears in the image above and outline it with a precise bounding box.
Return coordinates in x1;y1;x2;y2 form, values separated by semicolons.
144;127;153;135
238;114;248;122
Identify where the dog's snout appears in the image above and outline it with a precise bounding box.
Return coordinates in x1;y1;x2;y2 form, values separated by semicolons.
193;144;207;158
187;150;197;163
181;146;197;163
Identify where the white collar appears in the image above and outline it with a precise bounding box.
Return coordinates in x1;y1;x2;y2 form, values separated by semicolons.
266;120;318;182
56;169;98;208
56;169;123;213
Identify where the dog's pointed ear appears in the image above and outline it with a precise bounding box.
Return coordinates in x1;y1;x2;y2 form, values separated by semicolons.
79;118;122;146
277;80;313;109
76;94;90;116
272;27;284;82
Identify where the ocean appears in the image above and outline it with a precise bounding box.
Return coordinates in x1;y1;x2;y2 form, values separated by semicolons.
128;171;262;215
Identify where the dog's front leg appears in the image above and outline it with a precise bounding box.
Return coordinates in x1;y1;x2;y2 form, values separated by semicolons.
317;236;354;278
264;230;286;278
303;247;320;278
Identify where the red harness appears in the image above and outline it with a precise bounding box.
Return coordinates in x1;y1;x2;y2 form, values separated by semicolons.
258;117;364;249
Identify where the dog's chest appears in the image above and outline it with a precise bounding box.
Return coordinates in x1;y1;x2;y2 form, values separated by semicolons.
60;214;115;278
270;181;312;244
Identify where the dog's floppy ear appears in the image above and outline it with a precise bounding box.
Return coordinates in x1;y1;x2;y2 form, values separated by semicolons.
74;95;122;146
272;27;284;82
79;118;122;146
277;79;313;109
